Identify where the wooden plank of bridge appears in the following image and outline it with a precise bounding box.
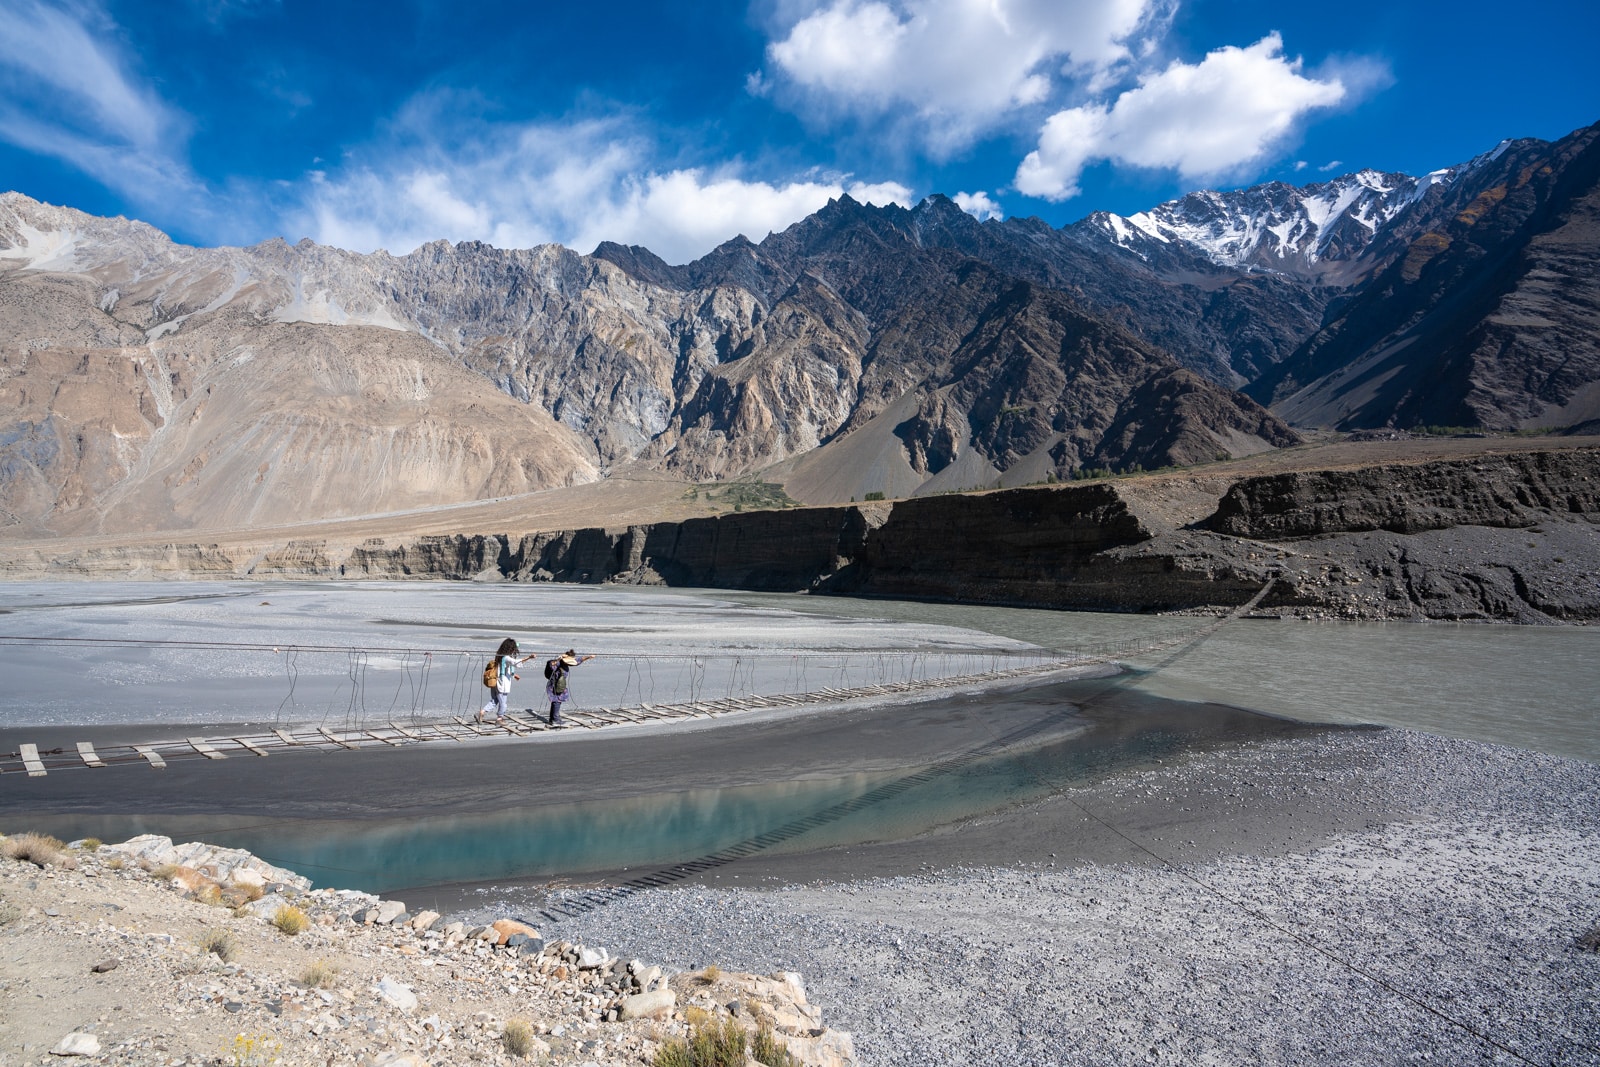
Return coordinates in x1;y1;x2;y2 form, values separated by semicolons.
18;744;46;777
134;745;166;770
504;714;547;733
273;729;302;747
76;741;106;768
365;730;404;746
386;722;422;740
452;716;494;736
633;703;676;719
318;727;359;750
232;737;269;757
187;737;226;760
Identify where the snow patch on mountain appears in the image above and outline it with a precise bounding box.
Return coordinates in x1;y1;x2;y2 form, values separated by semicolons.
1086;169;1426;271
1079;147;1505;275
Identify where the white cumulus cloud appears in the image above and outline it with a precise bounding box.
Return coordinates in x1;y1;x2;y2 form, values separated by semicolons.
292;102;913;264
952;190;1002;220
1015;34;1346;201
764;0;1161;151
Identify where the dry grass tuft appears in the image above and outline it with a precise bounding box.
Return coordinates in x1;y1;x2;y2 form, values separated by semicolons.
151;863;179;881
751;1024;801;1067
502;1018;536;1058
222;883;264;907
194;883;225;907
73;837;102;852
1;833;75;870
654;1015;746;1067
197;928;238;962
699;963;721;985
300;959;340;989
271;904;309;936
0;901;21;926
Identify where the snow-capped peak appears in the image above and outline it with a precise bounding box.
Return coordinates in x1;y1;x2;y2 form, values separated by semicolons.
1084;168;1440;274
1081;137;1533;276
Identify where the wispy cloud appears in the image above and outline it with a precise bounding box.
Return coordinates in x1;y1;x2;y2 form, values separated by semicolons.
761;0;1166;153
291;96;913;263
0;0;201;204
1015;34;1347;200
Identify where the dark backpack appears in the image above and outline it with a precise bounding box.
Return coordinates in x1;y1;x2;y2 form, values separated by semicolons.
544;659;557;680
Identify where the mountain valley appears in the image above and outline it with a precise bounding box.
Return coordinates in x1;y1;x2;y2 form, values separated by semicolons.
3;120;1599;605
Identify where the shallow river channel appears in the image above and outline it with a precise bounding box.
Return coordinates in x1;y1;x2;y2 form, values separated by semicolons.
1;581;1594;893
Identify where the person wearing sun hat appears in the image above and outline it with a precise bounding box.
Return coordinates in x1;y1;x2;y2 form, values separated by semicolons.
543;648;594;727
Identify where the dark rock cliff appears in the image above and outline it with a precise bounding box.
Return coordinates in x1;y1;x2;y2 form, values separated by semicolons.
9;450;1596;624
1205;451;1600;537
323;449;1598;623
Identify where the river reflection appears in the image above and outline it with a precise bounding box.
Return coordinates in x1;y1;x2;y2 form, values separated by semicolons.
16;680;1324;893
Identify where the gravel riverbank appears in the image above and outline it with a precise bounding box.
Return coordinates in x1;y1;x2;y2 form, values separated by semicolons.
520;730;1600;1066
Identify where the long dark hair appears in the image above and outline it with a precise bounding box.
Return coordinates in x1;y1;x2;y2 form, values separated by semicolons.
496;637;520;659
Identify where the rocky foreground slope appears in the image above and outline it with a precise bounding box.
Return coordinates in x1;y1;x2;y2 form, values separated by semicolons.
5;445;1597;623
0;833;854;1067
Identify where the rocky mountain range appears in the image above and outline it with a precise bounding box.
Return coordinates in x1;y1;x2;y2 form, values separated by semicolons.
1247;121;1600;432
2;118;1597;538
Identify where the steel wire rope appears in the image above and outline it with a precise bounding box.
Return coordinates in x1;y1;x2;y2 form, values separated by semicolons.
274;648;302;723
413;651;434;724
0;634;1065;661
380;652;414;721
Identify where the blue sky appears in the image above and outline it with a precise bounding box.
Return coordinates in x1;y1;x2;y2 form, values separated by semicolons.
2;0;1597;264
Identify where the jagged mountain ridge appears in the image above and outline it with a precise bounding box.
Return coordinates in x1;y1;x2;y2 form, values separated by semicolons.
5;120;1593;538
1248;121;1600;431
1075;142;1514;283
0;190;1294;536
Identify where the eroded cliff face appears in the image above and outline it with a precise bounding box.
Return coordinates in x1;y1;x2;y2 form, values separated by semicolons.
1207;451;1600;537
8;449;1596;623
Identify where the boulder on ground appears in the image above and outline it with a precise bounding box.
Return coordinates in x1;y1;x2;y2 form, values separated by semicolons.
102;835;311;890
51;1032;100;1057
491;918;540;945
374;975;418;1012
618;989;675;1020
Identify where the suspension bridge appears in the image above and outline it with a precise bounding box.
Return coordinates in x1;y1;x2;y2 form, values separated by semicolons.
1;581;1275;778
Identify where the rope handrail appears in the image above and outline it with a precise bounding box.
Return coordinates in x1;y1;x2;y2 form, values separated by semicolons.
0;580;1276;778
